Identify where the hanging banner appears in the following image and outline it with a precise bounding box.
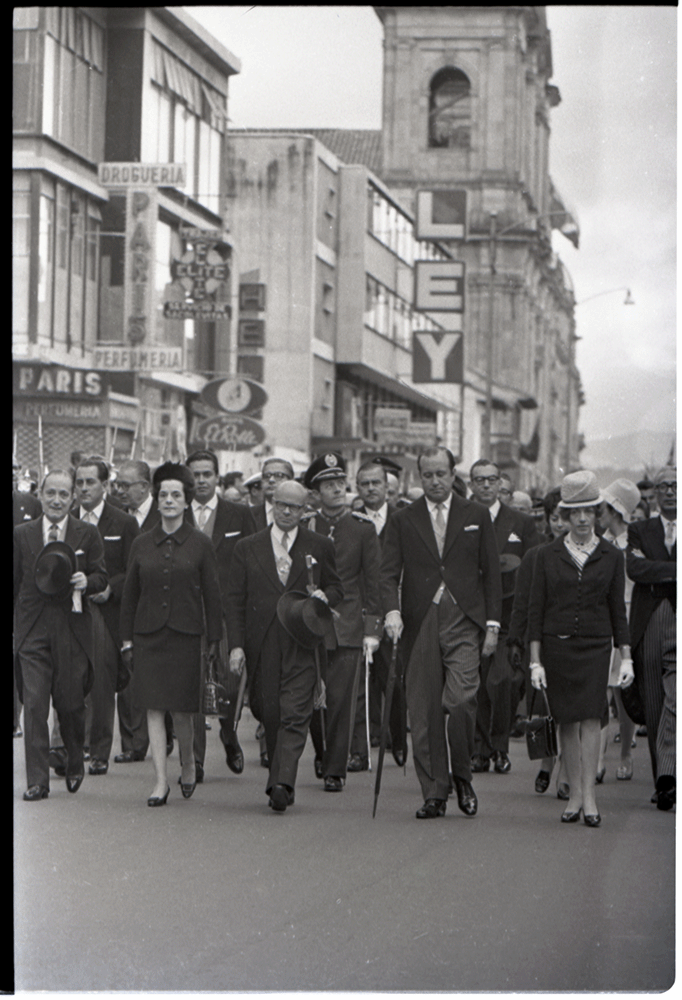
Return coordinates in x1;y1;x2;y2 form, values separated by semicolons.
124;188;158;346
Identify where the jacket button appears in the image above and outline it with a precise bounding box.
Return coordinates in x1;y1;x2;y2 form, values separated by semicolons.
162;602;168;608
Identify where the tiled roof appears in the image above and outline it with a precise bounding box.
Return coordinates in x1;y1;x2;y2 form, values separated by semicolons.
230;128;383;174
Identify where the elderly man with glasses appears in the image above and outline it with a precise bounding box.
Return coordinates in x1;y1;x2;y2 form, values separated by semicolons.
627;465;677;810
251;458;296;530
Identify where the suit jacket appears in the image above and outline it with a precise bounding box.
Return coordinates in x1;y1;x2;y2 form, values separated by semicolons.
380;494;502;662
185;497;256;613
527;536;630;646
627;516;677;652
13;514;109;664
492;504;543;629
120;521;223;641
302;510;383;647
13;491;42;527
79;501;139;649
225;525;343;668
355;502;398;549
251;503;268;532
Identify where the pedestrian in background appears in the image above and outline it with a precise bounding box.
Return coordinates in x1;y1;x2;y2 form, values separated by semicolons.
528;471;633;827
120;462;222;807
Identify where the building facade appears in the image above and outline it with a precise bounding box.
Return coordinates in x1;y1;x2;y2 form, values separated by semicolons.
13;6;239;474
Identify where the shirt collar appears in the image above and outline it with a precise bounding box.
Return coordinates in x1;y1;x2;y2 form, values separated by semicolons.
134;493;153;520
43;514;69;543
79;499;105;524
489;499;501;521
271;523;298;548
192;494;218;513
425;494;453;515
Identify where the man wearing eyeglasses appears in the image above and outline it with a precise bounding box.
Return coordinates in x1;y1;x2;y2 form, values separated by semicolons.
225;480;343;812
251;458;295;530
468;460;542;777
627;465;677;810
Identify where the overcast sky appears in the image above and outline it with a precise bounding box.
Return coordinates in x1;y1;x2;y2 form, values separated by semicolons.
190;5;676;461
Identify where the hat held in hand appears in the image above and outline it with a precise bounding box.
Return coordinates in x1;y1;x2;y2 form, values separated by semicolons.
34;541;77;599
277;591;334;649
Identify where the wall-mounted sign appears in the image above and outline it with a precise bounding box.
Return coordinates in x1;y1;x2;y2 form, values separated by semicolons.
92;346;184;371
179;224;229;245
171;244;229;300
199;376;268;415
414;260;465;315
14;363;105;397
188;413;266;451
412;331;463;383
124;188;157;345
98;162;187;188
163;301;231;321
415;189;467;241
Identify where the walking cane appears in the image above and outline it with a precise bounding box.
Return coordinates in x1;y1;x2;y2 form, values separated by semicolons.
365;645;373;772
305;554;326;752
233;665;248;732
372;638;398;817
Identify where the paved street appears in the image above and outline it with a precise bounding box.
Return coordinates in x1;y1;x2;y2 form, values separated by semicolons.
14;712;674;993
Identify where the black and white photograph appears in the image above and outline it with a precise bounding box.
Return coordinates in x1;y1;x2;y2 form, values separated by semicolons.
12;5;675;994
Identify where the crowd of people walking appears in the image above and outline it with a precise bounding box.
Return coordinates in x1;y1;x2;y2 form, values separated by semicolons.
13;446;676;823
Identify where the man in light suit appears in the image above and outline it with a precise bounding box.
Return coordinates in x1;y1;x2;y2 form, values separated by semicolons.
14;469;108;800
185;450;257;778
468;459;542;774
225;480;343;812
381;447;502;819
627;464;677;810
74;459;139;776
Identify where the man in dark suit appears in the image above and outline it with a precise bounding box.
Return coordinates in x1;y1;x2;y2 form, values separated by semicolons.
251;457;296;530
468;459;542;774
381;447;502;819
185;450;257;777
14;469;108;800
627;465;677;810
13;477;42;737
350;458;407;768
113;459;161;762
302;453;382;790
225;480;343;812
73;459;139;776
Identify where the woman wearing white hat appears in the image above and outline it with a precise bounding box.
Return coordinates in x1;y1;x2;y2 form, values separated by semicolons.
598;479;641;780
527;471;634;827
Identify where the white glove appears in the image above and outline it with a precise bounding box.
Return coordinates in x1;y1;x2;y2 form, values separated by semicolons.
618;659;635;688
363;635;381;662
529;663;547;690
314;678;327;711
229;648;246;675
384;610;403;643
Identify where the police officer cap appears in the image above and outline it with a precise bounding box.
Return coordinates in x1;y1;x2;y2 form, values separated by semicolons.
368;455;402;474
304;453;347;490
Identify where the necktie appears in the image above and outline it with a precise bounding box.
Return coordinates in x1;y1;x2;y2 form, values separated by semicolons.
664;518;675;553
197;505;209;530
48;523;59;542
82;510;96;525
434;503;446;556
275;531;291;585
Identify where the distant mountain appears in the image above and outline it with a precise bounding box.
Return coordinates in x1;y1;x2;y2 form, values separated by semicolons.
581;430;675;479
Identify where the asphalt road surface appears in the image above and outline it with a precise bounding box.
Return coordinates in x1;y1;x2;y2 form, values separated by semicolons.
13;711;674;993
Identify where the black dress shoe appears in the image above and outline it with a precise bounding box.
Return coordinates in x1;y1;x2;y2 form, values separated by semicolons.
347;753;369;772
392;746;407;768
148;786;170;807
49;746;67;771
534;770;551;794
114;750;145;763
471;754;490;773
454;777;478;816
66;773;84;794
561;808;582;823
23;785;49;801
268;784;293;812
656;775;676;811
324;776;344;792
493;750;511;774
225;740;244;774
415;798;446;819
314;756;324;780
88;759;108;776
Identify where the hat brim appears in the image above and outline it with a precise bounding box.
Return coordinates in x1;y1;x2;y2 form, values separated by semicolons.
277;591;334;649
34;541;77;597
557;493;602;509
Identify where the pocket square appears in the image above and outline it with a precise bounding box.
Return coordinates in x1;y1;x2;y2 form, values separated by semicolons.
464;524;479;532
223;531;241;538
104;535;121;541
507;532;522;543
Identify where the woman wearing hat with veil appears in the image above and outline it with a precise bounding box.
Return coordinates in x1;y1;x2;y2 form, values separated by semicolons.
527;471;634;827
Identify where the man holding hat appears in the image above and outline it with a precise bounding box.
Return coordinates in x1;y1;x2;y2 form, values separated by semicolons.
302;453;383;788
14;469;108;800
627;465;677;809
225;479;343;812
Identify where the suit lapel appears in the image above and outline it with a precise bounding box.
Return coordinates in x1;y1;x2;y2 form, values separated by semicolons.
410;497;440;560
441;496;469;559
286;531;309;592
253;527;284;590
494;504;513;547
27;517;45;557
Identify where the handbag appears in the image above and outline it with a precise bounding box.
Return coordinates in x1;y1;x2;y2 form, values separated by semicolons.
620;674;646;725
525;687;558;760
201;651;231;717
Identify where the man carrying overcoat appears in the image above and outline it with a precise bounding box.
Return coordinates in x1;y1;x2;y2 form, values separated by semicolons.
381;447;502;819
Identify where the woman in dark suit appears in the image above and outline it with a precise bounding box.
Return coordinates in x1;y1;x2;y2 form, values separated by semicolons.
120;463;222;806
528;471;633;827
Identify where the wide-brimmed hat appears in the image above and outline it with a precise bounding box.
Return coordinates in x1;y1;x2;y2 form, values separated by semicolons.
276;591;334;649
602;479;641;523
557;470;602;509
34;540;77;598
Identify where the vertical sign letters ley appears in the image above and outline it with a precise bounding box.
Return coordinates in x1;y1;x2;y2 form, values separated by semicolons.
412;331;463;383
124;188;158;346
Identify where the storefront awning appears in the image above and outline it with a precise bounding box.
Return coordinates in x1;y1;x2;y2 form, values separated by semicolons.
337;363;444;413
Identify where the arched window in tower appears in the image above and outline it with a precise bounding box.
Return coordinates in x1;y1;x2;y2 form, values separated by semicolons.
428;68;471;149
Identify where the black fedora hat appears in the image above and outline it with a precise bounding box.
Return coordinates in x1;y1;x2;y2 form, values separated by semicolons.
35;540;77;598
277;591;334;649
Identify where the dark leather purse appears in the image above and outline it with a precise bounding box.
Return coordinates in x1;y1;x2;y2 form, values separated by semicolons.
526;687;558;760
202;652;231;717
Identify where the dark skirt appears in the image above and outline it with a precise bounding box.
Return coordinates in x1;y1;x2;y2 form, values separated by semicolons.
542;634;611;724
132;627;202;713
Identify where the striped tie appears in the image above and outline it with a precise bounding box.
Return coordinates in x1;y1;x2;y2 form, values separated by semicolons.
434;503;446;556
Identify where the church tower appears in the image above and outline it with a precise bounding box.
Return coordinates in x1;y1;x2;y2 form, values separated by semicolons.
375;6;580;486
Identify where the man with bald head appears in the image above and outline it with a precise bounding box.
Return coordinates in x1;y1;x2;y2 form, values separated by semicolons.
627;464;677;810
225;480;343;812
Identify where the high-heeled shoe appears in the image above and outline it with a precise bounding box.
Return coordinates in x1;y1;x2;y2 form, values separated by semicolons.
561;807;582;823
181;781;197;799
583;812;601;827
595;768;606;784
557;782;570;800
535;770;551;794
147;786;170;807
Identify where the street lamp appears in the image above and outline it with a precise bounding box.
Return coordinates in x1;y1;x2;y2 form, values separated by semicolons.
577;286;635;307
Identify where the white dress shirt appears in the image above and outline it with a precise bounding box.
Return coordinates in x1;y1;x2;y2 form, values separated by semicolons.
192;493;218;529
131;493;153;528
42;514;69;544
365;502;388;536
78;499;105;526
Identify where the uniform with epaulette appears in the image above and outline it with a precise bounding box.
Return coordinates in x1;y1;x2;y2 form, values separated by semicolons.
303;453;383;790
